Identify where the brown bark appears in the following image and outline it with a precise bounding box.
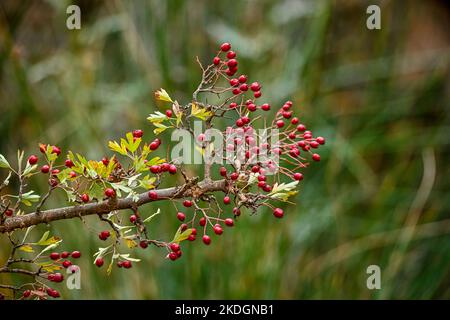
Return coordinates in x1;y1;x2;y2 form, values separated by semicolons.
0;179;226;233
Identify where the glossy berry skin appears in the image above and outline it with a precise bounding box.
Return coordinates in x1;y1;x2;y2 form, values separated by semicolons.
250;82;260;92
223;196;231;205
261;103;270;111
247;103;257;112
130;215;137;223
230;172;239;180
233;207;241;216
227;51;236;59
170;243;180;252
219;167;227;177
225;218;234;227
5;209;13;217
50;252;60;260
104;188;116;198
199;217;207;227
132;129;143;138
312;153;321;162
81;193;89;203
28;155;38;165
150;165;161;174
239;83;248;91
168;164;177;174
148;190;158;200
41;165;50;174
293;173;304;181
183;200;193;208
202;235;211;245
122;261;132;269
227;59;238;68
52;273;64;283
51;146;61;156
276;120;285;128
254;91;262;98
139;241;148;249
273;208;284;218
65;159;74;168
166;109;173;117
99;230;110;241
71;251;81;259
316;137;326;145
220;42;231;51
238;75;247;83
168;252;178;261
213;57;220;65
297;124;306;132
229;78;239;87
213;224;223;235
23;290;31;298
62;260;72;268
61;251;70;258
95;258;104;267
177;212;186;222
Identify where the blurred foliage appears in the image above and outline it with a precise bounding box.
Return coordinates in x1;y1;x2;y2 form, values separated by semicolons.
0;0;449;299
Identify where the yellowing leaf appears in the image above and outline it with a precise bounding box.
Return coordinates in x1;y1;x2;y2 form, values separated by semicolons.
19;245;34;253
153;123;169;135
147;111;168;124
154;88;173;103
37;262;62;273
172;228;193;243
108;140;128;156
191;102;213;120
125;239;137;248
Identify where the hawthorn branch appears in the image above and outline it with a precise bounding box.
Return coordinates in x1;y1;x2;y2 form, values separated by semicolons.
0;179;226;233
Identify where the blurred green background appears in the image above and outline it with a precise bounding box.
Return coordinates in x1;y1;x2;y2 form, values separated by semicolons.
1;0;449;299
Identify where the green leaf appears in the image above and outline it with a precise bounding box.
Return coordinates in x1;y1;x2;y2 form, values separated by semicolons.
142;208;160;223
154;88;173;103
147;111;168;124
172;227;193;243
125;132;141;153
0;154;10;169
153;122;170;135
108;140;128;156
21;191;40;206
191;102;213;120
23;163;37;177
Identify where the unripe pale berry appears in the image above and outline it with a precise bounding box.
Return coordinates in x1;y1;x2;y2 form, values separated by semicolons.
28;155;38;165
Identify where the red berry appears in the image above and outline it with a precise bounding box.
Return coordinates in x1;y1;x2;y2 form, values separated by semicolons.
250;82;260;92
312;153;321;162
257;181;266;188
165;109;173;118
251;165;260;173
202;235;211;245
28;155;38;165
233;207;241;216
293;173;303;181
227;59;238;68
104;188;116;198
213;57;221;65
236;118;244;127
23;290;31;298
225;68;235;76
227;51;236;59
261;103;270;111
65;159;74;168
230;172;239;180
239;83;248;91
225;218;234;227
291;117;299;125
148;190;158;200
51;169;60;176
150;165;161;174
122;261;132;269
101;157;109;166
81;193;89;203
41;165;50;174
219;167;227;177
139;240;148;249
297;124;306;132
69;171;77;178
95;258;104;267
183;200;193;207
223;196;231;205
50;252;60;260
247;103;257;112
71;251;81;259
316;136;325;145
282;111;292;119
273;208;284;218
99;230;110;240
229;78;239;87
220;42;231;51
168;252;178;261
5;209;13;217
263;184;272;192
177;212;186;221
188;234;196;241
161;163;170;172
276;120;285;128
254;91;262;98
61;251;70;259
52;273;64;283
130;215;137;223
242;116;250;124
133;129;143;138
229;102;237;109
310;141;319;148
170;243;180;252
199;217;207;227
238;75;247;83
149;141;159;150
51;146;61;156
213;224;223;235
232;88;241;95
168;164;177;174
62;260;72;268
